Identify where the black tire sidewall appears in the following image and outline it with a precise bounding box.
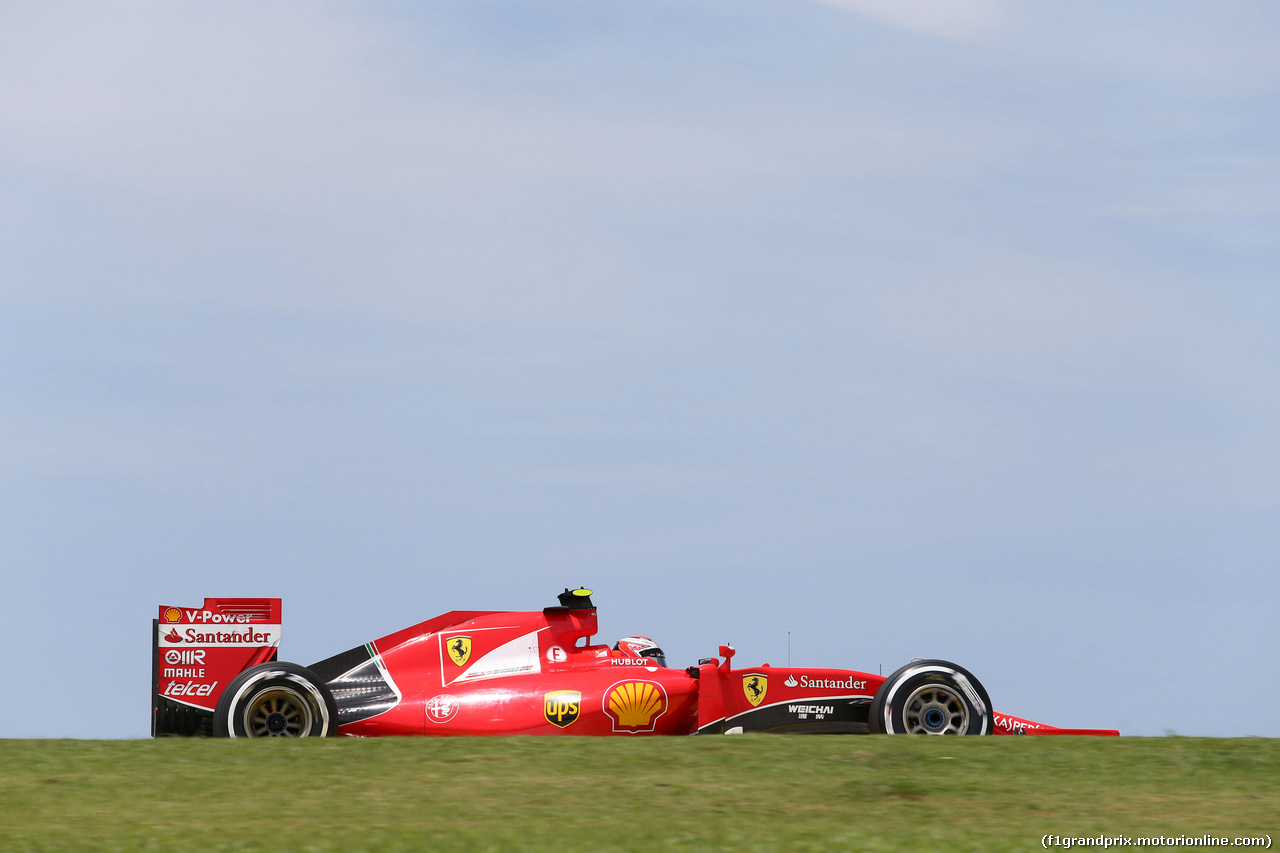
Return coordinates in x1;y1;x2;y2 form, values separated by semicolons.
869;659;993;735
213;662;339;738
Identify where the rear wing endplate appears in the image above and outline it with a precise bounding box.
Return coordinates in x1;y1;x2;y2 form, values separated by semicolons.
152;598;282;736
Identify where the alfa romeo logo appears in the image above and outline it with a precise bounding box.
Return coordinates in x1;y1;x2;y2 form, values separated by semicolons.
426;694;460;723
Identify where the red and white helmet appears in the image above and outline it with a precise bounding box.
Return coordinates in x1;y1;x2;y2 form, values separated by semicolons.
613;636;666;668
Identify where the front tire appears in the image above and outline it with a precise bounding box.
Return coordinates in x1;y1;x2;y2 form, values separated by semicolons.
213;662;339;738
869;659;992;735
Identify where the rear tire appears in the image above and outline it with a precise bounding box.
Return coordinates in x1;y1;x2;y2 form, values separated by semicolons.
213;662;339;738
869;659;992;735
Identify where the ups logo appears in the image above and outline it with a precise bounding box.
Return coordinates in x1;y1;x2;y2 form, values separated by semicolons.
544;690;582;728
446;636;472;667
743;674;768;707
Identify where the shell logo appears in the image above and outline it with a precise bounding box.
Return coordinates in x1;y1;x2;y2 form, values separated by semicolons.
163;607;183;623
603;680;668;733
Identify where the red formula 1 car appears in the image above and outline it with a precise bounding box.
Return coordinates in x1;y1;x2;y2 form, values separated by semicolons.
152;589;1118;738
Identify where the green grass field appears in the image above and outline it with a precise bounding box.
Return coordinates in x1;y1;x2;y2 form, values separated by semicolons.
1;736;1275;852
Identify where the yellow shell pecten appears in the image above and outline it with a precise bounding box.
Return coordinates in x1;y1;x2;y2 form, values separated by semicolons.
607;681;664;727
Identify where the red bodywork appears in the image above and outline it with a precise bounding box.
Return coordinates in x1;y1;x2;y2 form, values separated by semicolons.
152;595;1118;737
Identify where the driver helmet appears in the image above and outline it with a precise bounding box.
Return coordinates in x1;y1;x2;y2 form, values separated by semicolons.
613;636;667;667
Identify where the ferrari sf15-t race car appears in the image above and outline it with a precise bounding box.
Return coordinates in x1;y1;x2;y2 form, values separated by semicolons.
152;589;1118;738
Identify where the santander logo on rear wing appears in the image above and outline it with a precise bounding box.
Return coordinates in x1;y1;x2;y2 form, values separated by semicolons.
152;598;282;735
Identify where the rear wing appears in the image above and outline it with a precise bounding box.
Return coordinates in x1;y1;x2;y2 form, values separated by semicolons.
152;598;282;736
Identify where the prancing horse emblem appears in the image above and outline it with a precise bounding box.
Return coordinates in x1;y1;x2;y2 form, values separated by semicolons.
447;636;472;667
743;673;768;707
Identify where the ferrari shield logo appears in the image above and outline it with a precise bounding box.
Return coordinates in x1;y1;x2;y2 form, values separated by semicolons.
446;636;472;667
743;674;768;707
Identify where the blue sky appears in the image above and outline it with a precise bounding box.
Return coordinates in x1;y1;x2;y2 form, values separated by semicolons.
2;0;1277;737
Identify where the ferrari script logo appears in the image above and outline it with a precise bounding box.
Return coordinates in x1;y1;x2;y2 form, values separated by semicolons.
544;690;581;728
743;674;768;707
446;636;472;667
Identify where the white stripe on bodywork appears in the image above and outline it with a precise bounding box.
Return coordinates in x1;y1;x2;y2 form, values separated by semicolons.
449;629;546;684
